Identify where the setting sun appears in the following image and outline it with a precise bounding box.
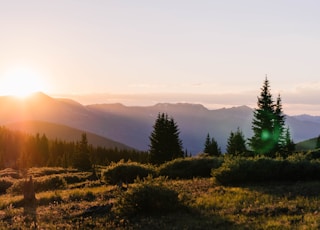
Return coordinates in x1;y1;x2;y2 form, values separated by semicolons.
1;67;48;98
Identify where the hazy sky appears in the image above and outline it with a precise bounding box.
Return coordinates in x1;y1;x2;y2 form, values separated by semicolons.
1;1;320;114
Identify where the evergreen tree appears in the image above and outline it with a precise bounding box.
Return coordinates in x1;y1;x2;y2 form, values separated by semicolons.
249;78;287;156
204;133;211;154
149;113;183;164
203;133;221;156
73;133;92;170
274;94;286;152
316;135;320;149
226;128;247;156
283;127;295;154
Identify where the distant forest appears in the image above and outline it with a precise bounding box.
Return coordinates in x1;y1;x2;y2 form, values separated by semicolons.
0;126;148;170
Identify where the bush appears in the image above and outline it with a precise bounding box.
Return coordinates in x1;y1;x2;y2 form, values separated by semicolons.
69;190;96;202
212;156;320;185
0;168;20;179
7;175;67;195
61;172;92;184
102;162;156;185
159;157;223;179
114;180;181;216
27;167;71;177
37;192;63;205
305;150;320;160
0;177;14;194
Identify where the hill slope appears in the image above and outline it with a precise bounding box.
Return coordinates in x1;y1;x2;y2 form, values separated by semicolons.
4;120;132;150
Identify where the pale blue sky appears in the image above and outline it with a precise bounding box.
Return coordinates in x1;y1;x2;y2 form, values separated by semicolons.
1;0;320;114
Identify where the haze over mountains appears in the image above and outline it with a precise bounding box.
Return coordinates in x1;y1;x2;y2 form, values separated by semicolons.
1;92;320;154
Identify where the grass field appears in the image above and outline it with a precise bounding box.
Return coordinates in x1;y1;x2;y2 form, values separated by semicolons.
0;167;320;229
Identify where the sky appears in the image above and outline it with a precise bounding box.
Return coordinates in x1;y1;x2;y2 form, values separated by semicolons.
1;0;320;115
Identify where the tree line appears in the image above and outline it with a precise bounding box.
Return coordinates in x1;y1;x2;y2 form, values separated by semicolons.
0;129;148;170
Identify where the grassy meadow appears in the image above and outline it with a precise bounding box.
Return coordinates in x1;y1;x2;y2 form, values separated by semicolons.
0;157;320;229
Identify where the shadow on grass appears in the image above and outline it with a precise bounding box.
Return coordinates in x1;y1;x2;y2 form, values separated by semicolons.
23;202;37;229
123;210;246;230
242;181;320;198
75;203;247;230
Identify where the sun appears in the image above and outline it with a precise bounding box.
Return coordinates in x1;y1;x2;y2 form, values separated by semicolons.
1;67;48;98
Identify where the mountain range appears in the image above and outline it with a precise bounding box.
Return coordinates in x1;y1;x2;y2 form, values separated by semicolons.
1;92;320;154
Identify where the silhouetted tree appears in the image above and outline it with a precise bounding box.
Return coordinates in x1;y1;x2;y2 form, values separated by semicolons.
73;133;92;170
226;128;247;156
149;113;183;164
249;78;287;157
203;133;221;156
316;135;320;149
274;94;286;152
283;127;295;155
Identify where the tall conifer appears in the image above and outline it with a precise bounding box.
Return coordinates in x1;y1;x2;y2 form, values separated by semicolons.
149;113;183;164
249;78;287;156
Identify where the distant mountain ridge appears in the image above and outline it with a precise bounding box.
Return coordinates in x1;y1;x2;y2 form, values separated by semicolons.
1;92;320;154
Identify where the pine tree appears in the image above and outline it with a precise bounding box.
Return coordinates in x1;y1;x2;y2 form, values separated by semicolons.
249;78;287;156
226;128;247;156
203;133;221;157
316;135;320;149
282;127;295;156
274;94;286;152
149;113;183;164
73;133;92;170
204;133;211;154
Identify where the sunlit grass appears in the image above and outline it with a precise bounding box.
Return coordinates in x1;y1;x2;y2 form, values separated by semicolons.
1;166;320;229
194;183;320;229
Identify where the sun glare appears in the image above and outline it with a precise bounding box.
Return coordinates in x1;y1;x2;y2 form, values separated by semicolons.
1;67;48;98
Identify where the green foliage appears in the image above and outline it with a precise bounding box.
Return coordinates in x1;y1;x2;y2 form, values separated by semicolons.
114;178;181;216
226;128;248;156
102;161;156;185
149;113;184;164
159;157;223;179
203;133;221;156
212;156;320;185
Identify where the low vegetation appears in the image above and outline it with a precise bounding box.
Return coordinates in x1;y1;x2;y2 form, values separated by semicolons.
158;156;222;179
102;161;156;185
212;156;320;185
0;154;319;229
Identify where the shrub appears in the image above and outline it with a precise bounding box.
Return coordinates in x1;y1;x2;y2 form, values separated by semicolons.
61;172;92;184
0;177;14;194
212;156;320;185
0;168;20;179
158;157;223;179
37;192;63;205
69;190;96;202
114;180;181;216
102;162;156;185
7;175;67;194
305;150;320;160
27;167;71;177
